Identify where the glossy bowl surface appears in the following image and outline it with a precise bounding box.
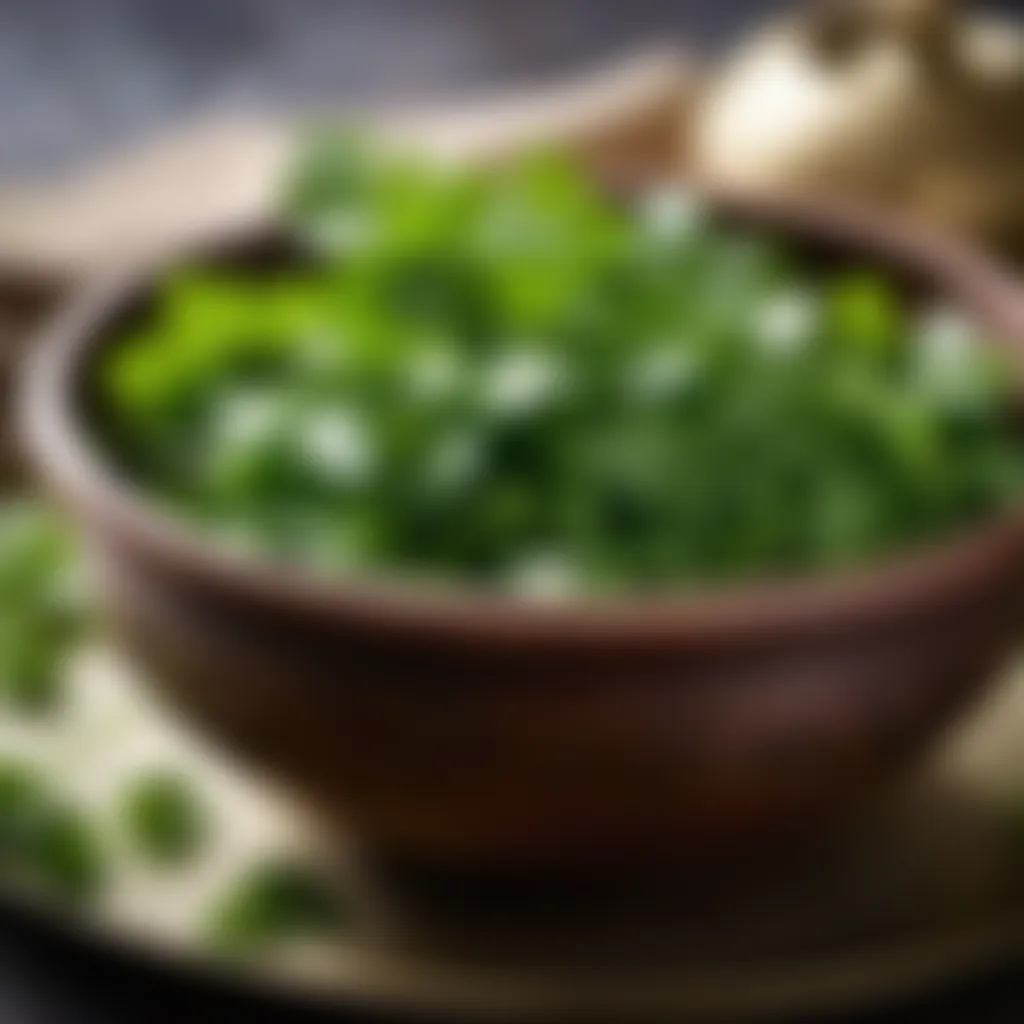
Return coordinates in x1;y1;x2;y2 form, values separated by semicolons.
23;193;1024;869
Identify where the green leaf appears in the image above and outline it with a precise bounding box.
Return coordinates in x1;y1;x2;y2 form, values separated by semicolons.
829;271;901;358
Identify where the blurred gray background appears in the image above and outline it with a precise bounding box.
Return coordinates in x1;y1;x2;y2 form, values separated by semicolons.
0;0;794;179
6;0;1021;182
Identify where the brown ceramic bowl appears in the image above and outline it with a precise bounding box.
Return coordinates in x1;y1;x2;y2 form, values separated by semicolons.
21;194;1024;873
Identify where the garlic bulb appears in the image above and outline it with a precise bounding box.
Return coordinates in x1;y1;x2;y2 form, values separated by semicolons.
692;0;1024;250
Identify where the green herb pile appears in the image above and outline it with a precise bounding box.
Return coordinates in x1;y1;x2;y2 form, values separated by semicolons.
99;137;1024;595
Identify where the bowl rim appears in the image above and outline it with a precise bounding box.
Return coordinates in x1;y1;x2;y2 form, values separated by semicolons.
20;189;1024;648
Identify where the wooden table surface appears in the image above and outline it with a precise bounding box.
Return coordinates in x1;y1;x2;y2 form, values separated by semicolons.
3;1;1024;1020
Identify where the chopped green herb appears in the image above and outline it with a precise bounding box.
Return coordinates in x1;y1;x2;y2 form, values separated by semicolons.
206;861;346;952
0;631;62;714
28;806;106;902
98;138;1024;594
0;503;86;713
0;761;105;903
121;772;208;867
